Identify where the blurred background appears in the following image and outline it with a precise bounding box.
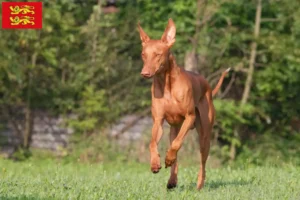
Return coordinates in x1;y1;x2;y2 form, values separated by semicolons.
0;0;299;167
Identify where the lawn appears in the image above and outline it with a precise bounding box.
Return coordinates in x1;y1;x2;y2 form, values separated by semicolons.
0;159;299;200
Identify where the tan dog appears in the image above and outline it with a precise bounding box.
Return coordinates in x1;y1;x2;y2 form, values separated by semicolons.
138;18;229;190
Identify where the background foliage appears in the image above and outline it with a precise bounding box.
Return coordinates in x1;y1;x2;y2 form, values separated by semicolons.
0;0;299;165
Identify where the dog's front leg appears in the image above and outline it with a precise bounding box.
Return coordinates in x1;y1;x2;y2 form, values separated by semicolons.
149;118;164;173
165;114;195;168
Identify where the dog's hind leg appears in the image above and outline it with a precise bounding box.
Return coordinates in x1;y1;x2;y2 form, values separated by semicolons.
196;92;215;190
167;126;180;189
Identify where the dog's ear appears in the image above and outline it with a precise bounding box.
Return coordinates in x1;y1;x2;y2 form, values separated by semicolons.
161;18;176;47
138;22;150;46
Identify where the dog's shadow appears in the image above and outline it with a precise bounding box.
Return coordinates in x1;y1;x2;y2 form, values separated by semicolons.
175;179;252;191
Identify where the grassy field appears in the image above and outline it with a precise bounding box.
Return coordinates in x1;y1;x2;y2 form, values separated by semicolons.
0;159;299;200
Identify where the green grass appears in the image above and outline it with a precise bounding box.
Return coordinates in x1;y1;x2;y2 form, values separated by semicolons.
0;159;299;200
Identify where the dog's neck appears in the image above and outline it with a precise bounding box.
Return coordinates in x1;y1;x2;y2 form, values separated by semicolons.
153;53;180;98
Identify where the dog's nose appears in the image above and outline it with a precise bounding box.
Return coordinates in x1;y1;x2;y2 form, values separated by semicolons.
141;72;151;78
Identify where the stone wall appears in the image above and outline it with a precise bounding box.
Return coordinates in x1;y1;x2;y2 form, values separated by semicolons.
30;114;73;150
107;114;170;145
0;111;73;155
0;112;170;157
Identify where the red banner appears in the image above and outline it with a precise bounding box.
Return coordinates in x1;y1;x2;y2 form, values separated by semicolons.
2;2;42;29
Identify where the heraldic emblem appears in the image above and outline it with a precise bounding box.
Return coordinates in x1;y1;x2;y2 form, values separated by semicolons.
2;2;42;29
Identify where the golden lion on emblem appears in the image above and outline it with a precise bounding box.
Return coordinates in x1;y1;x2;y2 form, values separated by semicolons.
10;16;35;26
10;5;35;15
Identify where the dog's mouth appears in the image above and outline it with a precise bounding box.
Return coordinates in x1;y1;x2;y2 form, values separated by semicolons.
141;65;164;79
142;74;153;79
141;71;154;79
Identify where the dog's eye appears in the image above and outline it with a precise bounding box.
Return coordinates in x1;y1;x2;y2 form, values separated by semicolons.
156;53;162;56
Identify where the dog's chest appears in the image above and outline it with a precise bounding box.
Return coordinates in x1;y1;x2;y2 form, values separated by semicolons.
163;97;185;125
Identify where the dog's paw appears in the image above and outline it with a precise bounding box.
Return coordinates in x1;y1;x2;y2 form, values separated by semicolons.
167;179;177;189
151;163;161;173
150;155;161;173
197;181;205;190
165;149;177;168
197;174;205;190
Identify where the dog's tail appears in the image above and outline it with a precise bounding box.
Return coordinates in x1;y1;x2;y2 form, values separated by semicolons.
212;68;231;97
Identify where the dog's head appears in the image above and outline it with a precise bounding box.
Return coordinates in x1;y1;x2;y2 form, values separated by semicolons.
138;18;176;78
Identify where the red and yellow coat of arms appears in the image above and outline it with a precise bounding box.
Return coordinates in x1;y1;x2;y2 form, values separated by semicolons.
2;2;42;29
